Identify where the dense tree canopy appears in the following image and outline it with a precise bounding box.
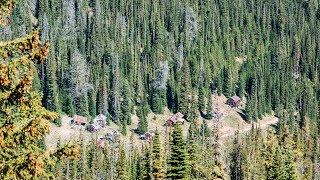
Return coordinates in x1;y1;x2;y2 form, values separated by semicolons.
2;0;320;179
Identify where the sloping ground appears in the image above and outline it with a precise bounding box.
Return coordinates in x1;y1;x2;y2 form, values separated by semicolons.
45;116;120;150
207;94;278;138
45;95;278;149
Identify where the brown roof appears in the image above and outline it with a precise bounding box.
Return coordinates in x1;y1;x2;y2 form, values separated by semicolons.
167;112;185;123
97;139;106;148
230;95;240;102
73;115;87;124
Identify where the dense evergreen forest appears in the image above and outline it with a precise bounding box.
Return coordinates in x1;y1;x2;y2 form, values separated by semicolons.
2;0;320;179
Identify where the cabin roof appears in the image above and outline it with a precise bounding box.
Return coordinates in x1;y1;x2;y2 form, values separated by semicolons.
73;115;87;124
88;124;101;129
97;139;106;148
229;95;240;102
167;112;185;123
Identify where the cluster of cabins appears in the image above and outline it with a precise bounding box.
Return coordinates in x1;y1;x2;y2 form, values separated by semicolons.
70;114;107;132
74;95;241;146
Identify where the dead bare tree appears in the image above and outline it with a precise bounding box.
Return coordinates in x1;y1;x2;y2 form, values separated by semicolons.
177;45;184;71
153;61;169;90
68;49;92;97
40;13;49;41
186;7;197;41
63;0;76;40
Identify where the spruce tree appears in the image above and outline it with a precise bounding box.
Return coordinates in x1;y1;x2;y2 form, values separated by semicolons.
200;120;211;137
230;131;245;180
167;124;188;179
205;92;213;119
137;115;148;135
187;122;202;178
120;80;132;126
198;86;206;112
263;129;279;180
117;144;128;180
179;61;191;115
187;94;198;123
151;128;165;179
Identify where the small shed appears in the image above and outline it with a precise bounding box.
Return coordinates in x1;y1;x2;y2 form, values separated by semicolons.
166;112;186;126
97;139;106;149
106;130;119;143
227;95;241;108
86;124;101;132
139;129;156;141
71;115;87;126
139;134;146;140
145;132;155;141
93;114;107;128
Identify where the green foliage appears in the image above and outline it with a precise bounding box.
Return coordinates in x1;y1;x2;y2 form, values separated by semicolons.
200;121;211;137
211;123;228;179
151;129;165;179
137;116;148;135
117;144;129;180
167;124;189;179
3;0;320;179
120;80;132;126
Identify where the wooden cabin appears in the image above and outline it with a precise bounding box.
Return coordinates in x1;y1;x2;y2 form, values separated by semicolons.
226;95;241;108
139;134;146;140
71;115;87;126
97;139;106;149
166;112;186;126
139;129;155;141
145;132;155;141
106;130;119;143
86;124;101;132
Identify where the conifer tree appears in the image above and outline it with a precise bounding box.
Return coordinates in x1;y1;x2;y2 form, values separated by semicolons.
280;124;299;179
263;129;279;180
200;120;211;137
167;124;188;179
198;86;206;112
179;61;191;115
187;94;198;123
187;122;202;178
137;115;148;135
206;92;213;119
117;144;128;180
211;123;228;179
230;131;245;180
120;80;132;126
151;128;165;179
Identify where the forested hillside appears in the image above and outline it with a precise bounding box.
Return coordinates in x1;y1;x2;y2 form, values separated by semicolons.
2;0;319;127
2;0;320;179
